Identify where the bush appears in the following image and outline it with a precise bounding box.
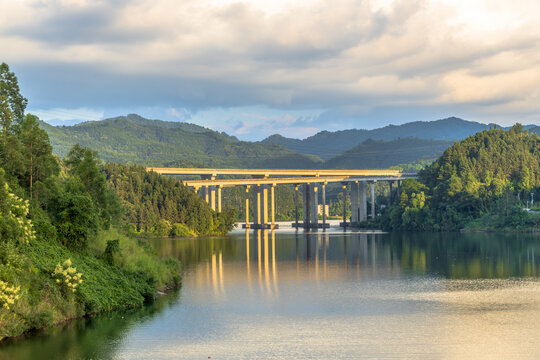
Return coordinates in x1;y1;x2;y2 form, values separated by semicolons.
152;219;171;238
170;223;195;237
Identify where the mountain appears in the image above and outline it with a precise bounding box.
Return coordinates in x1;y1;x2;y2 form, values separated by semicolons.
530;126;540;135
261;117;500;160
41;114;322;168
323;137;453;169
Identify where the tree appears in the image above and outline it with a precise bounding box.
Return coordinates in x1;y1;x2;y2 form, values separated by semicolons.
0;63;27;124
65;145;121;227
17;114;59;200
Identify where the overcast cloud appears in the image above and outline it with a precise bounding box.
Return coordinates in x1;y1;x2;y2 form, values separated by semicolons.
1;0;539;139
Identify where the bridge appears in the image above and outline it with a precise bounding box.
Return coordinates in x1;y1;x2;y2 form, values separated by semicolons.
147;168;417;230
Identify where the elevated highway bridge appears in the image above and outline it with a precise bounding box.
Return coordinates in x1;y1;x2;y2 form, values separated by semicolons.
147;168;417;230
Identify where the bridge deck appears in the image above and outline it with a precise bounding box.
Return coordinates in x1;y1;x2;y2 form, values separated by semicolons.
182;175;416;188
147;167;415;177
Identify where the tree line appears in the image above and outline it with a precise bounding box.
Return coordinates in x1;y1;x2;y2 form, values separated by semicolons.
379;125;540;231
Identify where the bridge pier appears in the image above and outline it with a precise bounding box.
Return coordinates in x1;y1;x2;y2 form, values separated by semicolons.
293;183;328;229
341;181;368;228
243;184;278;229
359;181;367;222
370;181;376;219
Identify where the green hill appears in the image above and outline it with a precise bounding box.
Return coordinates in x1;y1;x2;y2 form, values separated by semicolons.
40;114;322;168
380;124;540;231
323;137;453;169
261;117;503;160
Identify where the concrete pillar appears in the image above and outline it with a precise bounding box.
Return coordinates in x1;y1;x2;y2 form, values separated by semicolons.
359;181;367;222
351;181;359;224
310;183;319;228
245;186;250;227
256;186;261;225
271;185;275;226
322;183;327;228
217;186;222;212
204;186;209;204
294;185;299;227
262;185;268;226
303;183;310;228
342;184;347;226
389;181;393;204
210;186;216;210
371;182;376;218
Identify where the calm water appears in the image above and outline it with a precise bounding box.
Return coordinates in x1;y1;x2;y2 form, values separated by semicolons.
2;229;540;359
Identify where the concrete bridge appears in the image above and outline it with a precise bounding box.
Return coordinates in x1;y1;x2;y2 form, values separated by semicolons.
147;168;417;230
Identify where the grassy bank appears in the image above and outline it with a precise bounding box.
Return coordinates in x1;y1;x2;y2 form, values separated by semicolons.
462;210;540;232
0;228;180;342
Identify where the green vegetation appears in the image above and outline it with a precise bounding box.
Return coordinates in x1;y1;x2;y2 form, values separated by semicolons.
323;137;451;169
261;117;499;160
102;162;236;235
0;63;183;341
379;125;540;231
41;114;322;168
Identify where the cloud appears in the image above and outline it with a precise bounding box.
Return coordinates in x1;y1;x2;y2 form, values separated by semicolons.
1;0;539;138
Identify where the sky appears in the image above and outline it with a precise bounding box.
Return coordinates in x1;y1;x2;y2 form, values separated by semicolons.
1;0;539;140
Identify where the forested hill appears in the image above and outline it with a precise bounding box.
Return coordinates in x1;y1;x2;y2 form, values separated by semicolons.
41;114;322;168
323;137;453;169
261;117;510;160
381;124;540;231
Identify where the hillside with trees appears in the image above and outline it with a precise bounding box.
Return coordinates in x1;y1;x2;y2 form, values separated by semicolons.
0;63;236;341
323;137;452;169
41;114;323;168
260;117;501;160
380;125;540;231
103;162;236;235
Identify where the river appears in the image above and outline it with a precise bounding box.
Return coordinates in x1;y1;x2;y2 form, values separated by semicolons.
1;229;540;359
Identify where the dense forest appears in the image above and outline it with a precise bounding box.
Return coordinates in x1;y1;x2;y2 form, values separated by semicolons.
40;114;323;168
379;125;540;231
103;162;236;235
0;63;235;341
323;137;452;169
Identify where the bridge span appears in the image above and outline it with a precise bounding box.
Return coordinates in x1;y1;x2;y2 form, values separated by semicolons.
146;168;417;230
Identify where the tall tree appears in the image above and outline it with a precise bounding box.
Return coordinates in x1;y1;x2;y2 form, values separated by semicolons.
17;114;59;200
0;63;27;124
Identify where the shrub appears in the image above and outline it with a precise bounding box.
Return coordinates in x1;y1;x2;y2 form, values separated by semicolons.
170;223;195;237
52;259;83;293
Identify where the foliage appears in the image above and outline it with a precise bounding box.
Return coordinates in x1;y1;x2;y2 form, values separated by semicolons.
103;162;236;235
0;63;183;341
324;137;452;169
170;223;196;237
52;259;83;293
380;125;540;231
41;114;322;168
153;219;172;237
0;280;20;310
102;239;120;265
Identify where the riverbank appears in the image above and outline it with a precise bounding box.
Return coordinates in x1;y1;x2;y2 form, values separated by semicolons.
0;228;181;343
461;211;540;233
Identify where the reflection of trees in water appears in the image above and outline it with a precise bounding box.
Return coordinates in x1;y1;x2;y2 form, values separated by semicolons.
151;232;540;282
387;232;540;278
0;291;180;360
149;235;240;269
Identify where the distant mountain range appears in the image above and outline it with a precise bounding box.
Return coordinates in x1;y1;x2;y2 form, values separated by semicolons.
260;117;538;160
39;114;539;169
40;114;322;168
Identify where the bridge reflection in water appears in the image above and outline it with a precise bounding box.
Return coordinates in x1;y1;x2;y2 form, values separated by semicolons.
150;230;540;299
194;230;404;298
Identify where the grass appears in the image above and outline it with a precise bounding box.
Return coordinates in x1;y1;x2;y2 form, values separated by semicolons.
0;228;181;342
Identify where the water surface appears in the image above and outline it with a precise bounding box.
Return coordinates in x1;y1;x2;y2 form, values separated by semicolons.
2;229;540;359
